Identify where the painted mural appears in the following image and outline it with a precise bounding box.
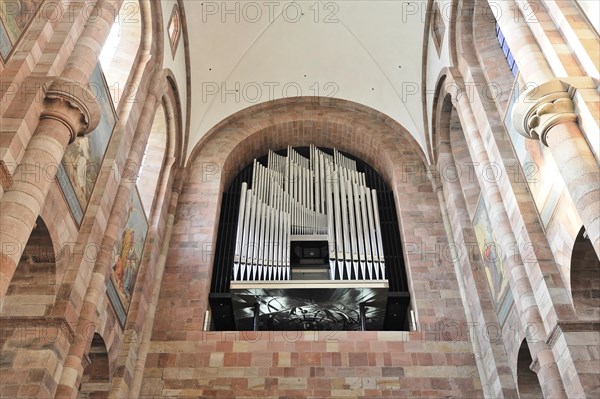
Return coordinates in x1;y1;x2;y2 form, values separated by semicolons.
57;63;117;224
110;187;148;322
0;0;43;60
473;196;514;325
505;78;565;228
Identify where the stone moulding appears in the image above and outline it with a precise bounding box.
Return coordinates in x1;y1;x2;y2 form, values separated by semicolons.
512;78;596;146
0;316;76;344
545;320;600;350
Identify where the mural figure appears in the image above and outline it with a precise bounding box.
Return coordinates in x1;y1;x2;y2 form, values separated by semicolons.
473;197;513;324
63;137;93;207
111;190;148;310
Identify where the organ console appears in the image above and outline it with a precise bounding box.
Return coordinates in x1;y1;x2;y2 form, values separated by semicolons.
231;145;386;283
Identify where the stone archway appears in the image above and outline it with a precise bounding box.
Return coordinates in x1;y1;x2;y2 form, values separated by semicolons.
517;340;544;399
137;100;168;216
1;217;56;316
152;97;468;342
570;227;600;320
78;333;111;399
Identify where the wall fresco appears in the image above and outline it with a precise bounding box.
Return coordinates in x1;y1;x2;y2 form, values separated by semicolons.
109;187;148;324
57;64;117;224
0;0;43;60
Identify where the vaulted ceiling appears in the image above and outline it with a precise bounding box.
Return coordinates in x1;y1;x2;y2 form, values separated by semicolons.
183;0;429;160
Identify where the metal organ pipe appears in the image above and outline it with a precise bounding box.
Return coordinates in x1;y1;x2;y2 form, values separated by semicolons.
332;168;344;279
233;182;248;280
325;159;336;279
353;178;367;280
344;177;359;279
371;189;386;279
359;185;373;279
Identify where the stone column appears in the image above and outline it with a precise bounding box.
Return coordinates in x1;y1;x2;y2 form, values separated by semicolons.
54;73;163;399
492;0;555;84
455;93;568;399
427;164;494;399
124;170;183;399
513;80;600;258
0;79;100;306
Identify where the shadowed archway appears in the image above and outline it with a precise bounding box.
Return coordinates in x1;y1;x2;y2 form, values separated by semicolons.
570;227;600;320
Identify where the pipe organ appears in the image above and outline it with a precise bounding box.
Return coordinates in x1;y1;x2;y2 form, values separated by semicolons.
232;145;386;282
210;146;410;331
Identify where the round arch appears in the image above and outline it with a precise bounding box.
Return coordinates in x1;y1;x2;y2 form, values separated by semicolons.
98;0;164;115
188;97;427;186
431;71;452;164
0;216;56;316
516;339;544;399
137;73;183;223
137;100;167;216
165;72;185;168
78;333;111;398
570;226;600;319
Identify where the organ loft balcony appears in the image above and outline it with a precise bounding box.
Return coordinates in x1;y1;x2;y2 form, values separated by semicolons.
209;146;410;331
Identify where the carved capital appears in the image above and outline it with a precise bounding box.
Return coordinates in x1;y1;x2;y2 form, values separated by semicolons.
528;96;577;146
511;78;594;147
0;161;14;190
41;77;101;142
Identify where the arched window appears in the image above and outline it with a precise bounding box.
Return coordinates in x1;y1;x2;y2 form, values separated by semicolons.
137;102;168;217
495;23;519;77
99;0;142;108
167;4;181;56
516;340;543;398
431;2;445;56
471;0;516;114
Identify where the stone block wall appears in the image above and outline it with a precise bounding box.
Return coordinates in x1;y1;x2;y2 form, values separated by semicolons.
141;331;482;398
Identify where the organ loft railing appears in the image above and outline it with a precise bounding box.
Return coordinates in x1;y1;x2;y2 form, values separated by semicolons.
209;146;410;331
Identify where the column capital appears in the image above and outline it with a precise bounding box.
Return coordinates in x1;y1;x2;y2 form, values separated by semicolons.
41;77;101;142
0;161;13;191
512;78;595;146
